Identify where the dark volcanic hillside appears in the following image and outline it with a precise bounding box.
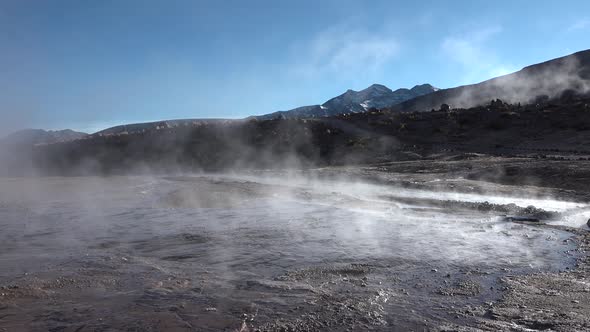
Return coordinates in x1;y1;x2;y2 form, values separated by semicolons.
387;49;590;113
32;119;363;174
12;91;590;176
95;84;437;135
94;119;240;136
0;129;87;175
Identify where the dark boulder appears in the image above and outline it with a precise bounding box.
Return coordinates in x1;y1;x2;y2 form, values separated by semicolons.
501;215;540;223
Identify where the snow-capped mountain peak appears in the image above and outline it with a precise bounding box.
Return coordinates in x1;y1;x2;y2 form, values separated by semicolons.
256;83;438;120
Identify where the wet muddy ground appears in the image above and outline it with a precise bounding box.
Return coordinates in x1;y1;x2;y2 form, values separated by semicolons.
0;156;589;331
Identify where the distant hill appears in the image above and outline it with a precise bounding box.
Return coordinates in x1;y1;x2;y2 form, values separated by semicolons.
0;129;87;175
19;90;590;176
255;83;438;120
0;129;87;146
93;119;242;136
94;84;437;135
387;49;590;113
4;49;590;176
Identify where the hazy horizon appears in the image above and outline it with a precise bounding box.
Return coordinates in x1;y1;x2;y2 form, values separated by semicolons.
1;0;590;134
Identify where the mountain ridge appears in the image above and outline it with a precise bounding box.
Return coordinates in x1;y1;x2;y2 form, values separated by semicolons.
386;49;590;113
12;49;590;139
0;129;88;146
256;83;438;120
92;83;439;135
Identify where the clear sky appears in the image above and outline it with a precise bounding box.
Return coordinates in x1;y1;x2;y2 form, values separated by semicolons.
1;0;590;134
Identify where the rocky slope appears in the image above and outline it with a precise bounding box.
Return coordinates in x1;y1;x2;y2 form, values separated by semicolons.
12;91;590;176
94;119;240;136
387;49;590;113
94;84;437;135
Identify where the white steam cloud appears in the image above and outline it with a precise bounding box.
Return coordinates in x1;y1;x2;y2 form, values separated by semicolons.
441;26;517;85
291;25;399;79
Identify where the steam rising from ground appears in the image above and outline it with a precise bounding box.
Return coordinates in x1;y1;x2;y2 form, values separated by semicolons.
448;54;590;108
0;174;585;282
389;50;590;113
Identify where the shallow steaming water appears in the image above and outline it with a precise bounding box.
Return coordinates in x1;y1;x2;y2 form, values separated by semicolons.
0;175;584;280
1;174;587;330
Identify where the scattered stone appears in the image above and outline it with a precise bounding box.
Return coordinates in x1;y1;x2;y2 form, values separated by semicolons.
438;280;482;296
501;215;540;223
440;104;451;112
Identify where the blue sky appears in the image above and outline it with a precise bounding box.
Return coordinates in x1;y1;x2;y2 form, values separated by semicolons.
1;0;590;133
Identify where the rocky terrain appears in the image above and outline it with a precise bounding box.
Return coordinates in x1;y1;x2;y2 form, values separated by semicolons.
7;90;588;177
88;83;438;137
